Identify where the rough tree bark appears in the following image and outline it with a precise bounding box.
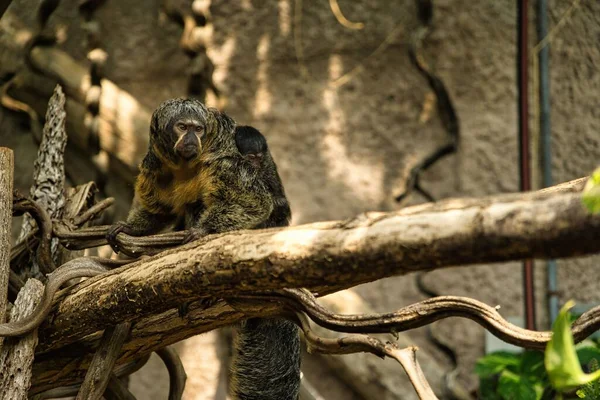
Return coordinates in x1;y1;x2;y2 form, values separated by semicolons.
17;85;67;278
26;187;600;392
0;147;13;332
0;279;44;398
57;183;99;265
4;85;69;397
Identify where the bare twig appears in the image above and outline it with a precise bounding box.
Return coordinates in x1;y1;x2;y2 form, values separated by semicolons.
260;290;558;348
13;192;56;273
113;354;151;377
31;354;150;400
72;197;114;226
10;191;115;276
384;346;438;400
76;322;131;400
31;384;81;400
295;312;438;399
29;285;600;393
0;148;13;330
328;0;364;30
105;375;137;400
307;289;446;398
0;258;107;337
156;347;187;400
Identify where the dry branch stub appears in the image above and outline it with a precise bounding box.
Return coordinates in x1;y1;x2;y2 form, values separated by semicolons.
0;147;13;329
0;279;45;398
17;84;67;278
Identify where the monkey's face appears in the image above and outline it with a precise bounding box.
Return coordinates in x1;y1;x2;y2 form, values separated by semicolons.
172;118;205;161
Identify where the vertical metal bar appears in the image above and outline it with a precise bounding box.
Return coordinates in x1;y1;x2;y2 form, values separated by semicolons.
537;0;558;326
518;0;537;331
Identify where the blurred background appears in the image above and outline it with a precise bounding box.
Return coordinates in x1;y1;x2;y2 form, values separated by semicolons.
0;0;599;398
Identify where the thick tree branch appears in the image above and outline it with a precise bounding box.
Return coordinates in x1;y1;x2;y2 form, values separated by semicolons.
24;184;600;392
46;190;600;334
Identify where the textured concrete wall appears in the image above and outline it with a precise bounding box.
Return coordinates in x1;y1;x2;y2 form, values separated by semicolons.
1;0;599;397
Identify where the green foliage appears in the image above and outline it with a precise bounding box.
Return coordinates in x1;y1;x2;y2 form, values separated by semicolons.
582;167;600;214
475;351;547;400
475;302;600;399
546;301;600;392
576;359;600;398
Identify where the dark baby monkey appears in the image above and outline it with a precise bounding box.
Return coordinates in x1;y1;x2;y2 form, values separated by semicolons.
106;99;300;399
235;125;291;229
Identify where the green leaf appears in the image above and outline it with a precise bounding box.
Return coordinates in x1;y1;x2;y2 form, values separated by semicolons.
576;342;600;368
475;351;521;378
479;376;503;400
582;167;600;214
497;370;540;400
577;359;600;399
521;350;546;379
545;301;600;392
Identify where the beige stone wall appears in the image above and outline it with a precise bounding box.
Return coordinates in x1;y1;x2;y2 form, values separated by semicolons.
1;0;599;397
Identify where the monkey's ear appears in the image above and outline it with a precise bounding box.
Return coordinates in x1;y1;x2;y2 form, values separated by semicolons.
208;107;236;135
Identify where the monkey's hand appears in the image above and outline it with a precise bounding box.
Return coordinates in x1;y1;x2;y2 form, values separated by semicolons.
106;221;136;255
182;228;208;245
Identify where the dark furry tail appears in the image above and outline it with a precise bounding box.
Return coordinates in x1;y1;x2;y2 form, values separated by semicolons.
230;318;301;400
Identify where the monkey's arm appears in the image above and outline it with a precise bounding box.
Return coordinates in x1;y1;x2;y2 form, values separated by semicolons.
106;205;174;254
106;169;175;255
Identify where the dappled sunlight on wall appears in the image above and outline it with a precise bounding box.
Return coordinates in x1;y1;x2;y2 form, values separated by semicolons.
278;0;291;37
207;34;237;109
178;332;230;400
99;78;151;167
320;55;384;205
252;34;272;119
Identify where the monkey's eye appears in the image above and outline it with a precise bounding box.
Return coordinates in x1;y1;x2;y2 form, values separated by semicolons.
177;123;187;131
195;126;203;133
